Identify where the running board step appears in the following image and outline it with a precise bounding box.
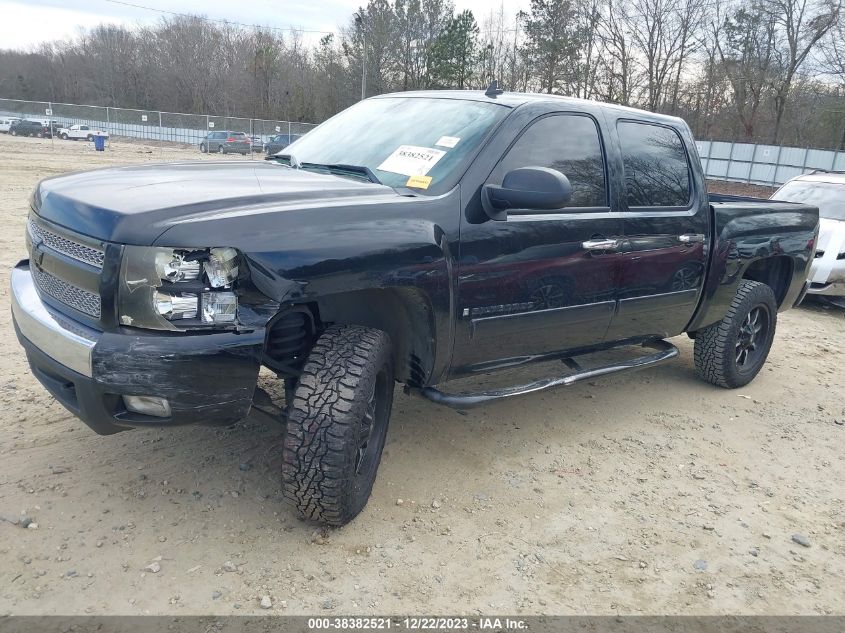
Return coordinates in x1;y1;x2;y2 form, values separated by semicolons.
409;339;679;409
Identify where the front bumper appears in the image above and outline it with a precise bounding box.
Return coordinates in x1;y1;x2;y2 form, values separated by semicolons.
11;261;265;435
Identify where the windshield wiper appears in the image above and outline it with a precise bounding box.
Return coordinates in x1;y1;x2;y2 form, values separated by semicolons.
267;153;301;167
267;155;381;185
299;162;381;184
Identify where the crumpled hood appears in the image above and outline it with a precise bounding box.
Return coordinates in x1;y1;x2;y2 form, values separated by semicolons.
33;160;400;244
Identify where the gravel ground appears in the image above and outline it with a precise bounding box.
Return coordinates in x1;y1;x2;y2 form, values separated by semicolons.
706;180;777;198
0;134;843;616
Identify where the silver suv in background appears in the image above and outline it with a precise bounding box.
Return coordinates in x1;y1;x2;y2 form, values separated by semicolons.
0;117;20;133
772;171;845;307
199;131;251;155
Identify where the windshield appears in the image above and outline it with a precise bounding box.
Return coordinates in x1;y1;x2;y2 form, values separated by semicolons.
281;96;509;193
773;180;845;221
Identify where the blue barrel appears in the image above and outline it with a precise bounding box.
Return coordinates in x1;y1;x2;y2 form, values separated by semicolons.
93;135;105;151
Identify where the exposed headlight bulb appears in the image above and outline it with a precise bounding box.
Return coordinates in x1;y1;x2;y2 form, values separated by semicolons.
204;247;239;288
155;251;200;282
155;291;198;320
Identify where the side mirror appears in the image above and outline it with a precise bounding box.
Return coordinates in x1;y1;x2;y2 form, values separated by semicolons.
481;167;572;221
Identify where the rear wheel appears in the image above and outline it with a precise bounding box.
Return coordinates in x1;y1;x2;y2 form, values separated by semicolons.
694;280;777;388
10;130;16;136
282;325;394;526
87;134;94;141
217;144;225;154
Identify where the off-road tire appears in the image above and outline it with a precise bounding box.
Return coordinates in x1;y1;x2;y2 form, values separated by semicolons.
694;280;777;388
282;325;394;526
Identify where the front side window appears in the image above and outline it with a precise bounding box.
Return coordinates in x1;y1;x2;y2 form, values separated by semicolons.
490;114;607;208
618;121;690;208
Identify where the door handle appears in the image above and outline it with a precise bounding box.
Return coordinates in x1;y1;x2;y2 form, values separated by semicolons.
582;239;619;252
678;233;705;244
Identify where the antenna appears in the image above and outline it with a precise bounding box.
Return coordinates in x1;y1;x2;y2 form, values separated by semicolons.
485;80;504;97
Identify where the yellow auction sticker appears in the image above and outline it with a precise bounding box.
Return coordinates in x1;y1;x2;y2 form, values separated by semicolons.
406;175;433;189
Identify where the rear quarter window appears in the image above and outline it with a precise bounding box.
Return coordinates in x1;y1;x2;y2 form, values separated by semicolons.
618;121;691;208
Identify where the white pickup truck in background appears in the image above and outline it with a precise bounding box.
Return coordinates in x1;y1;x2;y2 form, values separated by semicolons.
58;124;109;141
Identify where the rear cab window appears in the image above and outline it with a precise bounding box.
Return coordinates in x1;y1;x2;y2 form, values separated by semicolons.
617;121;691;209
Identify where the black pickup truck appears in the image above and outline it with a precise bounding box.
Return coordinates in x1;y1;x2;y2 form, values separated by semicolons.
11;87;818;526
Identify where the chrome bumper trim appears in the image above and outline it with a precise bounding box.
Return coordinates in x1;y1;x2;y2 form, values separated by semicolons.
10;263;99;377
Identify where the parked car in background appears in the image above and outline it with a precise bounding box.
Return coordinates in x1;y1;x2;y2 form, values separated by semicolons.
199;131;251;155
772;171;845;307
8;119;54;138
58;124;109;141
249;136;263;152
0;117;21;133
264;133;302;155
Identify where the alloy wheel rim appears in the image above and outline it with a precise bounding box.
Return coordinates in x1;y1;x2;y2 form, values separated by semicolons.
355;386;377;475
735;305;768;368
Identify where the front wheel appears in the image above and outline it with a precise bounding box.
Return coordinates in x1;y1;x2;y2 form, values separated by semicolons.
282;325;394;526
217;145;225;154
10;130;16;136
694;280;777;388
60;133;68;140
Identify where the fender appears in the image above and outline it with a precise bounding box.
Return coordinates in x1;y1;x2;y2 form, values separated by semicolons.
687;197;818;332
156;187;463;385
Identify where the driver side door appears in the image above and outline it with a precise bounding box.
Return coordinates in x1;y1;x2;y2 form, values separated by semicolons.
451;112;622;374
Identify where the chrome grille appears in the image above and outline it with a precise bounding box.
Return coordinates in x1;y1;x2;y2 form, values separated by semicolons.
32;265;101;318
27;218;105;269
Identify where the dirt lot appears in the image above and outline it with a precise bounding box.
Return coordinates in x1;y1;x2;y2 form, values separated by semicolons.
0;134;843;616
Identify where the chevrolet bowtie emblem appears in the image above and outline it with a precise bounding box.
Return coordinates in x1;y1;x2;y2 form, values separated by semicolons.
32;237;45;267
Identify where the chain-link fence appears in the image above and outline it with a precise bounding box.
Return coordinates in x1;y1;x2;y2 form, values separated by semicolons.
0;97;318;159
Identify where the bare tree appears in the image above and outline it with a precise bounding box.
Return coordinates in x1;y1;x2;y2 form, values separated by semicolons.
712;1;777;139
626;0;706;111
764;0;841;142
596;0;639;105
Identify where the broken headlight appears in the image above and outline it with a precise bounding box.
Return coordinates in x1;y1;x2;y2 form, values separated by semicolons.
119;246;241;330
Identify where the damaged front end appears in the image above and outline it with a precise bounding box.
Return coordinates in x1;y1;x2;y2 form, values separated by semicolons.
12;218;279;434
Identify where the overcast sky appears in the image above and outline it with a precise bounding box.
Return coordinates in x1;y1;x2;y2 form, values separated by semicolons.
0;0;528;50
